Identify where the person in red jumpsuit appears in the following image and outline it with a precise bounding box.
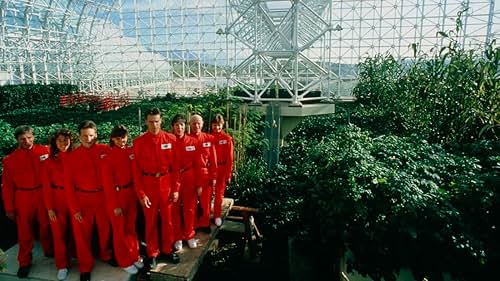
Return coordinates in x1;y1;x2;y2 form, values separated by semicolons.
210;114;234;227
106;125;143;274
2;125;53;278
133;108;180;267
65;120;113;281
171;113;204;251
188;114;217;234
41;128;74;281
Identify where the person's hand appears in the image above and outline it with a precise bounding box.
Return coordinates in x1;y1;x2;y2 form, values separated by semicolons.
6;211;15;221
210;179;216;188
171;191;179;203
113;208;123;216
197;187;202;196
141;196;152;208
74;212;83;223
48;209;57;222
226;178;231;185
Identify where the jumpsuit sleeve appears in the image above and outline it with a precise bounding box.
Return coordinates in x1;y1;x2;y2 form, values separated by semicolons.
194;139;204;188
1;157;15;214
208;135;218;182
132;141;146;200
41;160;54;211
100;151;120;214
64;155;81;216
225;135;234;183
170;138;181;193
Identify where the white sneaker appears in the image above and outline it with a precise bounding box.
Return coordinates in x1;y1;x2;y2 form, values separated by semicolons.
187;238;198;249
215;217;222;227
57;268;68;281
134;259;144;269
123;264;138;274
174;240;183;251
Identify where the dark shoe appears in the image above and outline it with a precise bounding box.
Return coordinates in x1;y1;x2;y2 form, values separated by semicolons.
166;252;180;264
197;226;211;234
144;256;157;270
17;265;31;278
157;252;180;264
44;252;54;258
80;272;91;281
106;257;118;267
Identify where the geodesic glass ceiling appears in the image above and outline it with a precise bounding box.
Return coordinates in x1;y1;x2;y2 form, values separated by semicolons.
1;0;498;103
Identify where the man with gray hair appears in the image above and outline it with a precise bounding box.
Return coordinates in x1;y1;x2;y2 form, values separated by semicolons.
188;114;217;234
2;125;52;278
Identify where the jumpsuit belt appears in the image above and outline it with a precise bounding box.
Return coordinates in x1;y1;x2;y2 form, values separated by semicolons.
180;167;191;173
76;187;103;193
50;183;64;190
142;171;167;178
16;185;42;191
217;162;226;166
115;182;133;191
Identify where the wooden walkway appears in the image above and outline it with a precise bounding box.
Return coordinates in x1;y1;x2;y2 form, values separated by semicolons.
0;243;130;281
0;198;234;281
150;198;234;281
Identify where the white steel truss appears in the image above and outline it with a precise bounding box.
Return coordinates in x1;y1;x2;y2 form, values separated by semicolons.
226;0;336;105
0;0;498;100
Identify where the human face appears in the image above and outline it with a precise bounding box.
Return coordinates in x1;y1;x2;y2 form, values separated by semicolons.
173;121;185;137
146;114;162;135
211;122;224;134
79;128;97;148
111;135;128;148
56;135;71;152
190;117;203;135
17;132;34;150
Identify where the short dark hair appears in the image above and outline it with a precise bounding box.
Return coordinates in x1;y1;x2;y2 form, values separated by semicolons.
171;113;186;126
109;124;128;146
211;114;225;124
49;128;73;157
145;107;162;119
14;125;34;139
78;120;97;134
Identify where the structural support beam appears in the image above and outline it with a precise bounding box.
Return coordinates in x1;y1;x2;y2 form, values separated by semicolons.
253;102;336;169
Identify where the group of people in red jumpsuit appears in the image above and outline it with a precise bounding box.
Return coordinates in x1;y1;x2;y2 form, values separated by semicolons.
1;107;234;281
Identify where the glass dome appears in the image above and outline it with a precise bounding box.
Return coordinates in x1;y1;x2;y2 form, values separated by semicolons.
0;0;498;103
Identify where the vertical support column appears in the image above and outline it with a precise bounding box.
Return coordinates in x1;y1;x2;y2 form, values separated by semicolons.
485;0;495;46
264;102;280;170
291;0;300;106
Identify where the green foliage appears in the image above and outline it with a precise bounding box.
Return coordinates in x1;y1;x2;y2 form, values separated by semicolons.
0;120;16;173
0;84;77;111
227;158;304;233
352;38;499;144
231;112;498;281
288;125;493;280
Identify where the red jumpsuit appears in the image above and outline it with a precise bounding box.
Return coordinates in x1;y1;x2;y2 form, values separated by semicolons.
2;144;52;267
133;130;179;258
41;152;71;270
65;144;112;273
171;134;203;242
105;146;140;268
188;132;217;228
211;131;234;219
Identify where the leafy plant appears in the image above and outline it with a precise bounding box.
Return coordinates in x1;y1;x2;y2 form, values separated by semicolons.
285;124;492;280
352;25;499;144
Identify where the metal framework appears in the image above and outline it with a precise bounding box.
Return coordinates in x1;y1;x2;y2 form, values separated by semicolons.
0;0;498;101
